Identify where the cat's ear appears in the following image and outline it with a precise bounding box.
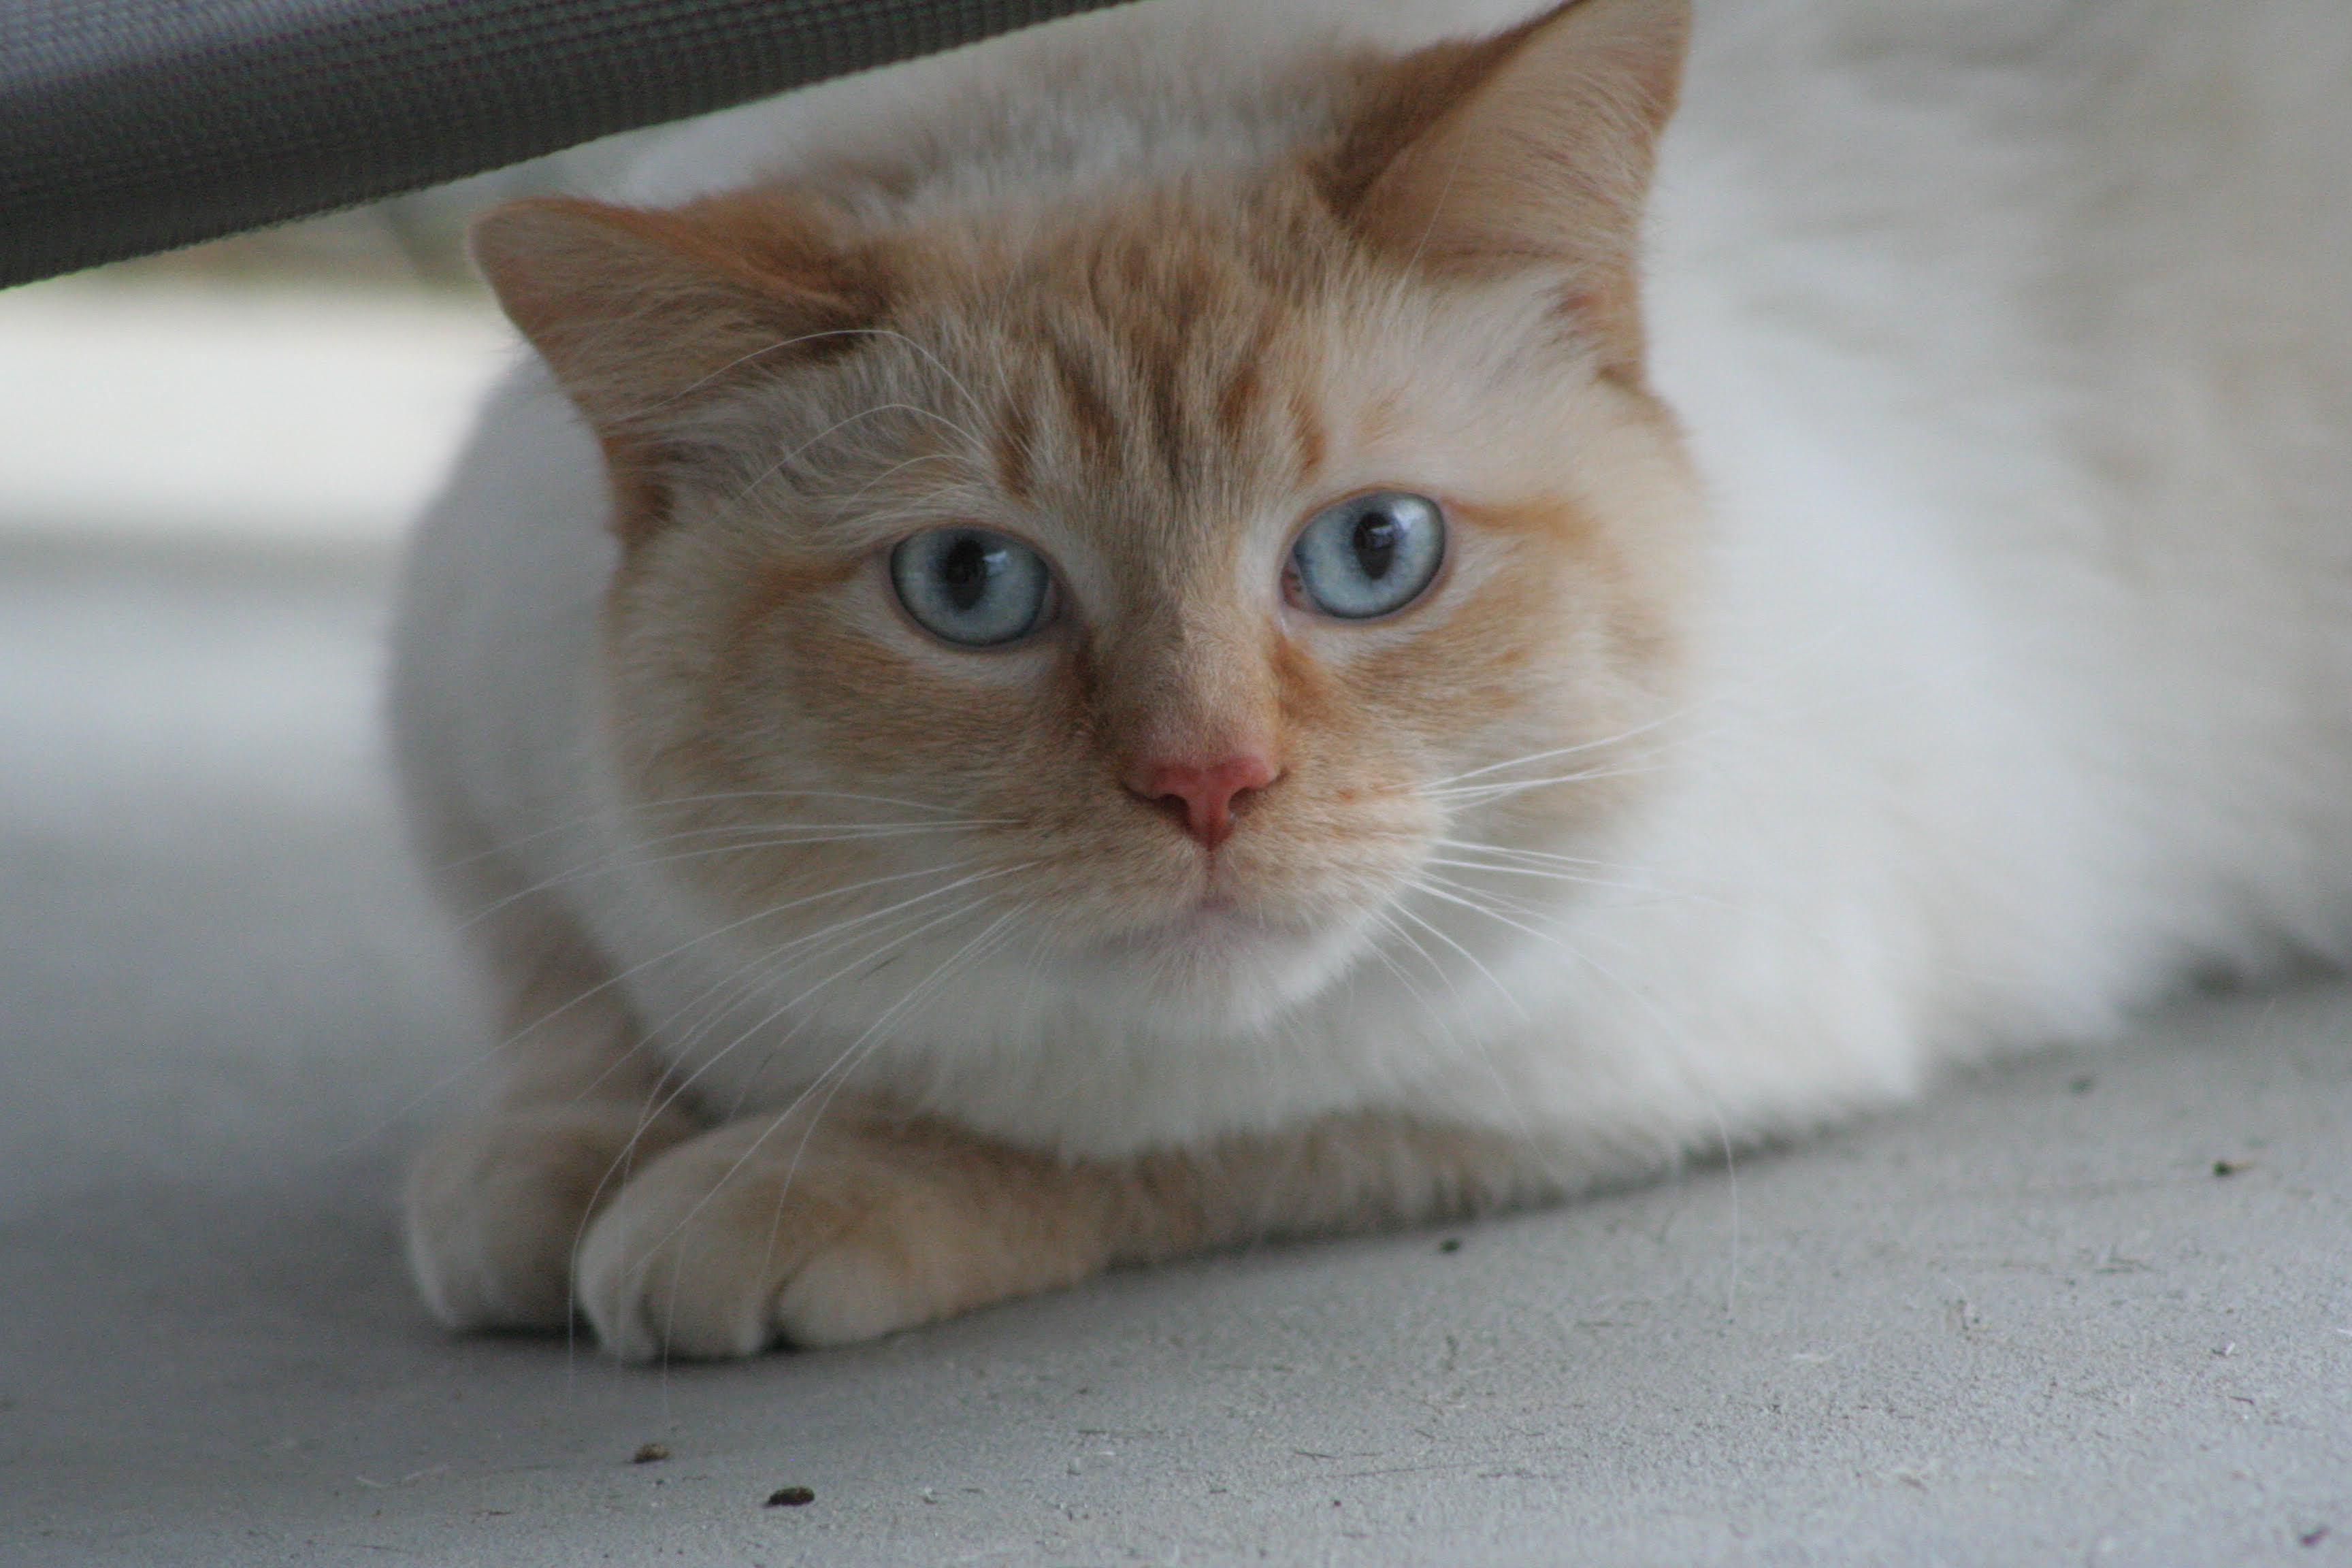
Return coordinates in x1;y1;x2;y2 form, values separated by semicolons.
472;195;879;426
471;195;881;540
1321;0;1688;374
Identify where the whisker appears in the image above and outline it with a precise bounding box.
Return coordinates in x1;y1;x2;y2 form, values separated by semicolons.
727;901;1035;1349
1367;906;1466;1020
638;900;1031;1348
427;788;1002;875
576;886;1021;1324
1416;867;1578;926
598;868;1034;1139
777;900;1030;1177
1424;759;1680;802
662;327;924;405
654;888;1002;1130
1388;900;1533;1024
849;325;991;424
1401;877;1565;952
1363;909;1536;1145
354;857;1022;1169
568;870;982;1120
1420;709;1693;791
1418;855;1681;901
1421;836;1709;881
449;826;1003;936
733;402;988;508
1398;870;1747;1316
826;450;966;515
499;860;1030;1060
611;847;1041;1127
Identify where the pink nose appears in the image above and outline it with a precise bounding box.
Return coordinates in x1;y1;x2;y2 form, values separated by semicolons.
1126;753;1278;849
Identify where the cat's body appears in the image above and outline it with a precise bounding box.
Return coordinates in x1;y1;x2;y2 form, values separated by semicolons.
393;0;2352;1358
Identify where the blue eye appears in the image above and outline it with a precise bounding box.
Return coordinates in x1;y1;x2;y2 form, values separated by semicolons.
1288;491;1446;619
889;527;1054;647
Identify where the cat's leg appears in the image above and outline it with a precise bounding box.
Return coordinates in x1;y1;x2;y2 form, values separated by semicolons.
574;1102;1590;1360
404;928;702;1332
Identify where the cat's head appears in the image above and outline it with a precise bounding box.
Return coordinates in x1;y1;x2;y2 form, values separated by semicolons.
474;0;1699;1041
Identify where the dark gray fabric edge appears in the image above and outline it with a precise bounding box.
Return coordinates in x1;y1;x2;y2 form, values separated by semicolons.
1;0;1128;287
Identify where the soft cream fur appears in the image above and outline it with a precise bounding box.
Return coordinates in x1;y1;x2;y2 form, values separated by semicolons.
392;0;2352;1358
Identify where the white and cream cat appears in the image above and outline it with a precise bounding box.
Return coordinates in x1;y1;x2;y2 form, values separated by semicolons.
391;0;2352;1359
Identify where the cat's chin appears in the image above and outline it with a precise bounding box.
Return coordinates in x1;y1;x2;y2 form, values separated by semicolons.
1059;896;1375;1036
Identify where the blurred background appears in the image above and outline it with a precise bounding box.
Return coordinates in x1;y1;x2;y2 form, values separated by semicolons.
0;150;652;567
0;154;647;1212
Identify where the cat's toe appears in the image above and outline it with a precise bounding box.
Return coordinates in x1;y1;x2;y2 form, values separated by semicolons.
572;1118;857;1360
404;1104;692;1332
773;1241;951;1349
573;1113;1116;1360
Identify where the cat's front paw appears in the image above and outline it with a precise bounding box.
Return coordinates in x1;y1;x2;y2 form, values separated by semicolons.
574;1110;1117;1360
404;1103;695;1331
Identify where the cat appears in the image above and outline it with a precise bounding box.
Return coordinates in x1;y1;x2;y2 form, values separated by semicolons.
390;0;2352;1360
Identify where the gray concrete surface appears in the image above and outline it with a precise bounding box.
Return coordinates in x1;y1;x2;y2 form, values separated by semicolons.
3;546;2351;1568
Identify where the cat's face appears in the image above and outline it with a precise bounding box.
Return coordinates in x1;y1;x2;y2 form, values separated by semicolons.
478;0;1697;1038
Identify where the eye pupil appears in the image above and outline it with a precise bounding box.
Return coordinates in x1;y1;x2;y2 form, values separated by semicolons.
1352;512;1398;581
939;535;997;610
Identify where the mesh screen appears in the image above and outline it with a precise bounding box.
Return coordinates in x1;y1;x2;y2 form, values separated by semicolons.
2;0;1125;285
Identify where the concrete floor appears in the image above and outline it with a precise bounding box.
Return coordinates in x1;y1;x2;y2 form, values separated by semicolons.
2;277;2349;1566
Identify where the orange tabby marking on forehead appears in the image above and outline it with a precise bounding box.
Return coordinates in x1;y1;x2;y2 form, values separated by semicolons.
1042;328;1124;473
992;393;1036;503
1213;311;1279;444
1288;382;1330;488
986;199;1340;500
